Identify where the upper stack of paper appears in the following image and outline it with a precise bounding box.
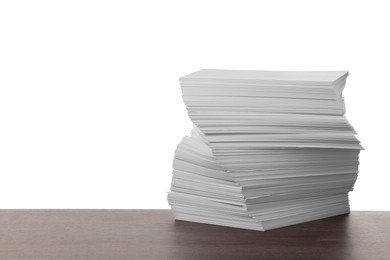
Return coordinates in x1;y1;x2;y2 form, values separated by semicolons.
168;69;362;231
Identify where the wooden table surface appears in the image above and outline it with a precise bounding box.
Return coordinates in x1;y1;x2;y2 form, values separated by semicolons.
0;210;389;259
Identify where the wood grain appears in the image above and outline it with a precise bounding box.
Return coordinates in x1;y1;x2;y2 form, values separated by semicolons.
0;210;389;259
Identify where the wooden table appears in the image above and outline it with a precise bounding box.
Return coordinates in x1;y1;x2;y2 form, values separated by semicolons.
0;210;389;259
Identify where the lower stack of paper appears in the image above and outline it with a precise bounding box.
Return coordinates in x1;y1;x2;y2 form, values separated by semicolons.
168;69;362;231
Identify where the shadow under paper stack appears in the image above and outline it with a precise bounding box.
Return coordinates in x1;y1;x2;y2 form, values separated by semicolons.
168;69;363;231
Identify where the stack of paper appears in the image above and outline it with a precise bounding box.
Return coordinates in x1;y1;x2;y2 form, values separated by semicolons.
168;69;362;231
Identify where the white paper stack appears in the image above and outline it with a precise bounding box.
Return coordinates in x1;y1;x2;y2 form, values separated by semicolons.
168;69;362;231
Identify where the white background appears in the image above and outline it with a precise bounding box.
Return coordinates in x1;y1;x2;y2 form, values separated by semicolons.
0;0;389;209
